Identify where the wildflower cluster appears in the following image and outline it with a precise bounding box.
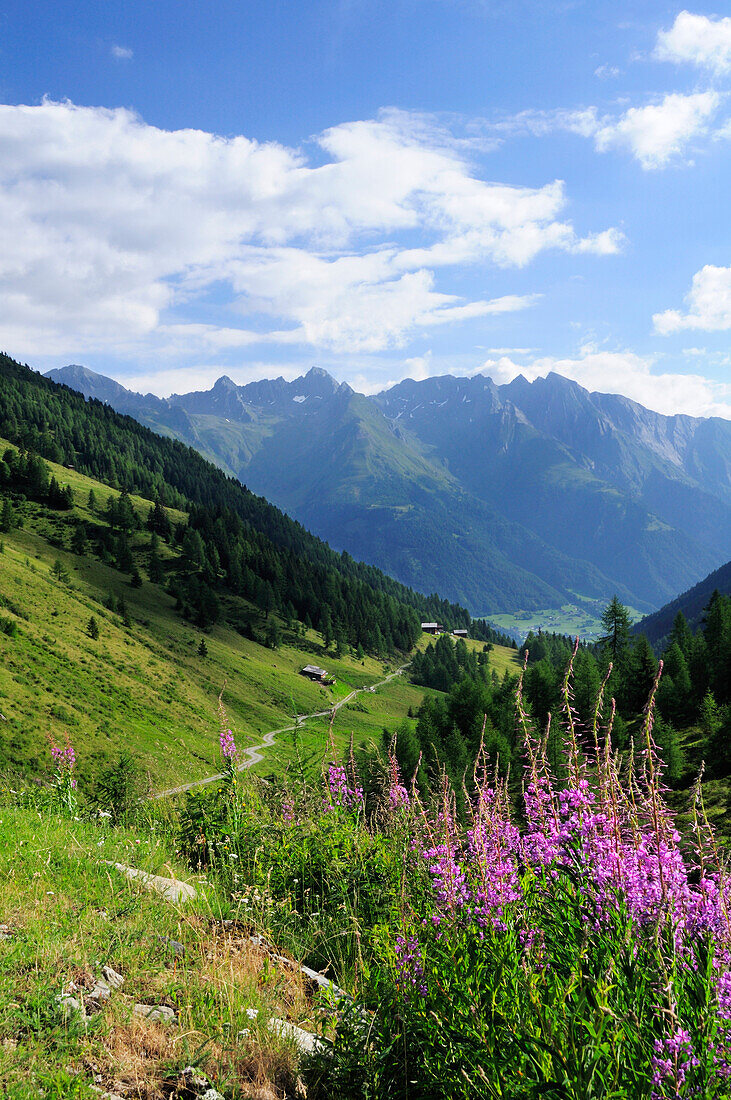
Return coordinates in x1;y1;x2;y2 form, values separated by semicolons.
386;743;409;811
48;733;77;814
394;933;427;996
219;728;238;781
324;761;363;811
386;647;731;1092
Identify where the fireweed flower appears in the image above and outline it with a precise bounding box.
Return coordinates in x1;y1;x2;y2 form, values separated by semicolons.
323;761;363;811
220;728;238;760
394;934;427;997
392;651;731;1090
48;733;77;813
219;728;239;785
387;746;409;811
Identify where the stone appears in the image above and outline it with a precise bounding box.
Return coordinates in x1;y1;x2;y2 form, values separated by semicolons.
102;965;124;989
106;861;197;904
56;993;85;1020
201;1091;225;1100
268;1018;323;1054
180;1065;210;1089
269;952;348;1001
133;1003;176;1023
158;934;186;957
88;979;112;1001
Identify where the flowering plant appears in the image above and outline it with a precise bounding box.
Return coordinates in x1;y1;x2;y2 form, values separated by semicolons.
48;733;77;815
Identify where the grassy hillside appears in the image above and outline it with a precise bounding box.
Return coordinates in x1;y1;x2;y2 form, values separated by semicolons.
0;450;431;790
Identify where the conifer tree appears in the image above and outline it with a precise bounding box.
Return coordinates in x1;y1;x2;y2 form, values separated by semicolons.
600;596;632;665
0;497;15;533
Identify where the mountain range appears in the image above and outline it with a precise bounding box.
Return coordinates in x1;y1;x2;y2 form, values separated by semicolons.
46;364;731;616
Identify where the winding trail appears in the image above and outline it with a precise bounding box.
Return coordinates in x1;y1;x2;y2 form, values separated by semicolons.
153;663;410;799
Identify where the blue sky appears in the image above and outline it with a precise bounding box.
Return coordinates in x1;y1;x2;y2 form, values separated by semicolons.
1;0;730;415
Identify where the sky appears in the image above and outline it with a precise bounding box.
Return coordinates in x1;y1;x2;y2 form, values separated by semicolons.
1;0;730;417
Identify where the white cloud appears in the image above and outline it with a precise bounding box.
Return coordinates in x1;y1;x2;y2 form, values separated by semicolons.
594;64;620;80
0;99;618;360
504;93;721;169
593;92;720;169
654;265;731;333
655;11;731;75
114;361;303;397
480;345;731;418
111;45;133;60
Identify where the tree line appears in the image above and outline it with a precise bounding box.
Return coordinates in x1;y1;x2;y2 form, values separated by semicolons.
381;592;731;811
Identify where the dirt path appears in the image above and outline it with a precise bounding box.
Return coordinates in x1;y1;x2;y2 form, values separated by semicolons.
153;663;409;799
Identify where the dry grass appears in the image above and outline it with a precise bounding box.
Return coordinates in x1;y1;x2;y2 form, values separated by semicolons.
0;804;322;1099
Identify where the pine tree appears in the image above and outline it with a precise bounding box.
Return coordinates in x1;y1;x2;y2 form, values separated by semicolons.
147;496;171;538
87;615;99;640
0;497;15;533
71;522;89;555
600;596;632;665
626;634;657;714
266;619;282;649
197;637;208;657
669;611;692;657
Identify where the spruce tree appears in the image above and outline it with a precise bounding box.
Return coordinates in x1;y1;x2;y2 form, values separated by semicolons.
600;596;632;665
0;497;15;533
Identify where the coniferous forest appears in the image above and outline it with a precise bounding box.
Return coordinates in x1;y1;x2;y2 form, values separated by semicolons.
0;353;499;654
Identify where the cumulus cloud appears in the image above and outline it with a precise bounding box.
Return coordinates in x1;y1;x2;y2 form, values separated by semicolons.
480;345;731;418
655;11;731;75
505;92;721;169
111;45;133;60
0;99;617;360
654;265;731;333
593;92;720;169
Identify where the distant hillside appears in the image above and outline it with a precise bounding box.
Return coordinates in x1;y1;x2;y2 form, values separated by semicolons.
634;560;731;649
46;363;731;615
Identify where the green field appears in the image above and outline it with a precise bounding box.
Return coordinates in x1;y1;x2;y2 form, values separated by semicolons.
485;599;647;645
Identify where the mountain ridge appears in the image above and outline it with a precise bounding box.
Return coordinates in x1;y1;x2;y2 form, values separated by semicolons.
45;363;731;616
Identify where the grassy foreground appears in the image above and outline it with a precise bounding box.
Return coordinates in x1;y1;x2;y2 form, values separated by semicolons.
0;798;327;1099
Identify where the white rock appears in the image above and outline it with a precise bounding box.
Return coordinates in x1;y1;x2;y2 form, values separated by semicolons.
201;1090;226;1100
102;965;124;989
133;1003;176;1023
88;979;112;1001
268;1018;323;1054
56;993;85;1020
105;861;197;904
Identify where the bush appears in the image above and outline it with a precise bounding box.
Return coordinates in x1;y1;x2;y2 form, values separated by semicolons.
0;614;17;637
